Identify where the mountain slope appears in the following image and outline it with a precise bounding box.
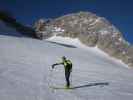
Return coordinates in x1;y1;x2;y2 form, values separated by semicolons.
0;35;133;100
0;20;21;36
0;11;36;38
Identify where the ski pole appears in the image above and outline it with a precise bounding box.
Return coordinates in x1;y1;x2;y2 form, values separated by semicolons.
48;66;53;87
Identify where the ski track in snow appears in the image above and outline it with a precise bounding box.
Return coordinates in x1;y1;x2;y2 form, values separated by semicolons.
0;35;133;100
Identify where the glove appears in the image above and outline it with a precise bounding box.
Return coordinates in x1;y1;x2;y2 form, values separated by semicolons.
52;64;55;69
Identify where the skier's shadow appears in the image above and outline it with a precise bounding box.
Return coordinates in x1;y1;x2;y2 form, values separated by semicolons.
71;82;109;89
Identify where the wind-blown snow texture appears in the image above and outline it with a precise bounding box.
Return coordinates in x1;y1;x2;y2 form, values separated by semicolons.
0;34;133;100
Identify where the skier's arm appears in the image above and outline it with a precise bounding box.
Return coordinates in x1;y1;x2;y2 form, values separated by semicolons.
52;62;63;69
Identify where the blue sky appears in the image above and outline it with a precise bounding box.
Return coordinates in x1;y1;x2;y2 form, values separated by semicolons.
0;0;133;44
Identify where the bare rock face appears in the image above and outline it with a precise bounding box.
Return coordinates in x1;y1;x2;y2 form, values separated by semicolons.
34;11;133;67
34;19;49;39
125;46;133;67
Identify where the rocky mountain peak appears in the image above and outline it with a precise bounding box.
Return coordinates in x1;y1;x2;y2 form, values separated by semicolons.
33;11;133;67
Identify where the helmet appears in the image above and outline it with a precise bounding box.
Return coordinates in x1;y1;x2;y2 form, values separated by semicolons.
62;56;66;60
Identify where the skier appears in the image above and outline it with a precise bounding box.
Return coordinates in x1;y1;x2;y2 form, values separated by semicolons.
52;56;72;89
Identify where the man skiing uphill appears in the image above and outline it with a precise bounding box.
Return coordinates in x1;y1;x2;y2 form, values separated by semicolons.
52;56;72;89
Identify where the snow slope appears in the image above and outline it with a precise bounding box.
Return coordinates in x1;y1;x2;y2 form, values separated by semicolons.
0;35;133;100
48;36;129;67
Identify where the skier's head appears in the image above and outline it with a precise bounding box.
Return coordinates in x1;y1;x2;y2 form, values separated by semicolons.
62;56;66;61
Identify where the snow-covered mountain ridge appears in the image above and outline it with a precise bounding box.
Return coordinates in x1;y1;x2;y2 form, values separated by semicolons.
0;11;36;38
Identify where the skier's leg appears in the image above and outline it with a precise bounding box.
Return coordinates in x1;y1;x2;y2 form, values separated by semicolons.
67;72;70;87
65;71;70;88
67;65;72;87
65;71;71;88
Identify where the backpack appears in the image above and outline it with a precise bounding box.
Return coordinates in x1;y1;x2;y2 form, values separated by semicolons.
64;60;72;71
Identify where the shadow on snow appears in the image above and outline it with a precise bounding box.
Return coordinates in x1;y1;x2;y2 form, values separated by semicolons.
71;82;109;89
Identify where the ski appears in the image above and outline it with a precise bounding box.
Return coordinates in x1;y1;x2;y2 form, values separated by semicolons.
49;86;73;90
